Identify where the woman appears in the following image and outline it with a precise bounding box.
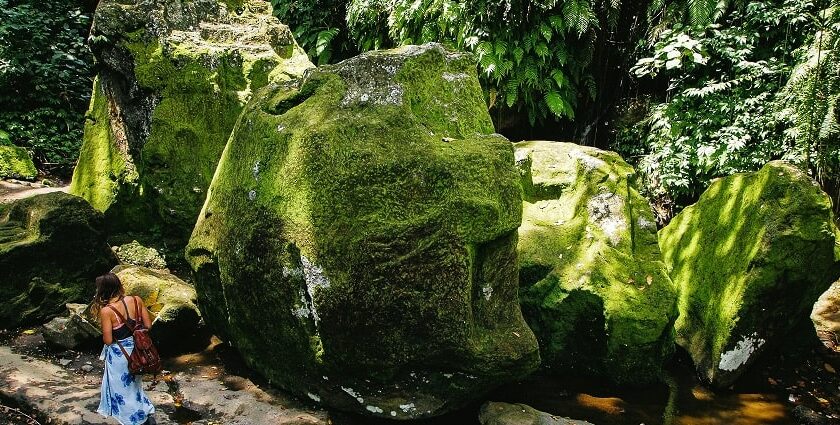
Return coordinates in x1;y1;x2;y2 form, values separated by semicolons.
93;272;156;425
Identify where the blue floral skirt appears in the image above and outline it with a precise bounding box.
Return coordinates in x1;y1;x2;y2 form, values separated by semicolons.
97;337;155;425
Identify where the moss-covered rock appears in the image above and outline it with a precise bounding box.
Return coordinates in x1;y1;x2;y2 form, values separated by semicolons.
515;141;677;385
110;265;206;352
186;43;539;419
0;131;37;181
812;279;840;353
69;0;313;249
660;161;840;387
113;240;167;270
0;192;117;328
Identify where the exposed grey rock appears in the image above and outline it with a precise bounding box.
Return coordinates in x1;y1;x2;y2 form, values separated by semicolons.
42;303;101;350
478;402;593;425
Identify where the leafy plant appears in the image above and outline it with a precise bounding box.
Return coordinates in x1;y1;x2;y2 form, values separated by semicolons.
619;0;825;215
776;5;840;188
270;0;358;65
0;0;94;172
345;0;623;124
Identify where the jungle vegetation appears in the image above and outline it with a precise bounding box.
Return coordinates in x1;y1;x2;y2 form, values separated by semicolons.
1;0;837;221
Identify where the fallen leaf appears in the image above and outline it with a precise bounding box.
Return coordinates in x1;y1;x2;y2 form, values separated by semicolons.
21;329;35;335
825;363;836;374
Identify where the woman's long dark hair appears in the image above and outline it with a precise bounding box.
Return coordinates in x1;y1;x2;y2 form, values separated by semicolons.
93;272;124;311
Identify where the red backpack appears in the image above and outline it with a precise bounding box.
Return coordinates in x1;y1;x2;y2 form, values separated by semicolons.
107;296;162;375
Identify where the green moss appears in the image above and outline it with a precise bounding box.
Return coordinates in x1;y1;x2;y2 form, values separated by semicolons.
70;0;314;250
516;141;677;386
0;144;37;180
0;129;37;180
187;43;539;418
659;161;840;387
113;240;167;269
70;76;134;212
0;192;117;328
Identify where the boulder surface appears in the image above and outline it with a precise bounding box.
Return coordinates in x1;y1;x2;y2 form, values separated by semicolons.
812;279;840;353
187;43;539;419
0;192;117;328
42;303;101;349
478;402;593;425
0;131;36;180
515;141;677;385
660;161;840;387
110;264;206;351
69;0;313;247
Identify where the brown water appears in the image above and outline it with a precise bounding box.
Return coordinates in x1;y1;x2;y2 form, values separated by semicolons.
165;336;839;425
332;347;836;425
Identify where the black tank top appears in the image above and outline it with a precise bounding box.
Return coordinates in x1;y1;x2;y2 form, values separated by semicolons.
112;297;137;340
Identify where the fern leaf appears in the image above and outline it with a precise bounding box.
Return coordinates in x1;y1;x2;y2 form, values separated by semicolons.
548;14;565;32
545;91;565;117
551;69;565;88
494;40;508;57
535;42;550;59
476;41;493;60
513;46;525;64
540;22;552;43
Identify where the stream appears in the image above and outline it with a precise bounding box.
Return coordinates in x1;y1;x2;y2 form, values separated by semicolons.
327;344;838;425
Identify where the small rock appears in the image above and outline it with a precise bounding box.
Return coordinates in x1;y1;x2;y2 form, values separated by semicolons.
478;402;593;425
81;364;94;373
58;358;71;367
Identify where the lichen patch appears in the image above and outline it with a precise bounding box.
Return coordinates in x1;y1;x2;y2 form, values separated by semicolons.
718;332;765;372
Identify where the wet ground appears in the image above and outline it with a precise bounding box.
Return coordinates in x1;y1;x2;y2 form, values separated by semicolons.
2;326;838;425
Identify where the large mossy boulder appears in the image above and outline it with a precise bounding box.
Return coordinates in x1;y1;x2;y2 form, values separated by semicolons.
660;161;840;387
0;192;117;328
69;0;313;248
0;131;37;180
186;43;540;419
515;141;678;385
111;265;206;351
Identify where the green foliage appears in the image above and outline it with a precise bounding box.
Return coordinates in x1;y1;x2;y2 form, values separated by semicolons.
345;0;622;124
648;0;750;28
776;5;840;188
270;0;358;65
0;0;94;171
618;0;829;212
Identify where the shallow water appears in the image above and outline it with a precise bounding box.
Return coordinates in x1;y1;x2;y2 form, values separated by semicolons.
332;353;802;425
164;336;837;425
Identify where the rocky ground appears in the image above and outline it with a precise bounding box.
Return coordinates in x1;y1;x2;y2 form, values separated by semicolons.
0;328;330;425
0;179;68;203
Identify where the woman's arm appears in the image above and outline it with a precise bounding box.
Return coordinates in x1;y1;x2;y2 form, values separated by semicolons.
136;296;153;329
100;308;113;345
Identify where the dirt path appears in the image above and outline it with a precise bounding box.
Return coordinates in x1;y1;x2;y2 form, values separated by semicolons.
0;180;69;204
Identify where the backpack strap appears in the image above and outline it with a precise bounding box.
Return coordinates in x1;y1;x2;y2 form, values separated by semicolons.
132;296;145;330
